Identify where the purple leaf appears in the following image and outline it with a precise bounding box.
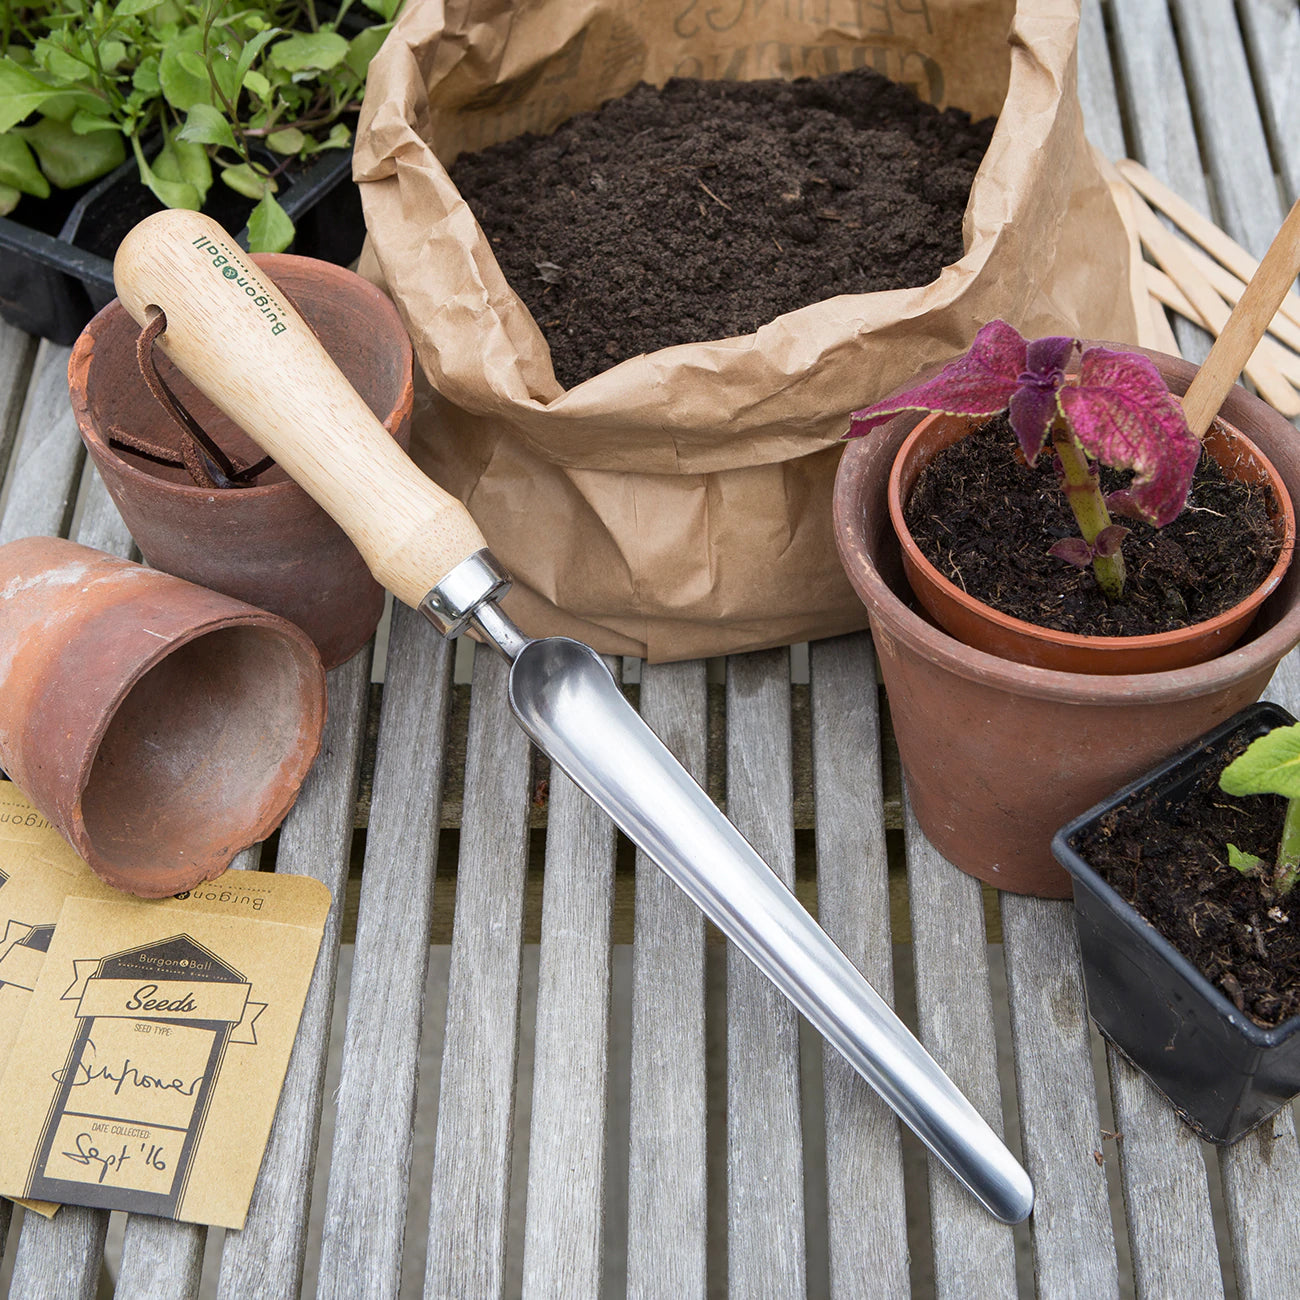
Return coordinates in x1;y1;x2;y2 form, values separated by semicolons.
1091;524;1130;559
1048;537;1095;569
1009;334;1076;461
1008;385;1060;463
1058;346;1201;527
1105;488;1146;521
1026;335;1075;377
846;320;1029;438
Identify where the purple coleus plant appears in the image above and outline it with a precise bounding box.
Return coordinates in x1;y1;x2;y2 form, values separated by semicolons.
848;320;1203;601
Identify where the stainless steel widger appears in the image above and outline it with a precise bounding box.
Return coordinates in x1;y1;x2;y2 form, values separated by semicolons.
113;209;1034;1226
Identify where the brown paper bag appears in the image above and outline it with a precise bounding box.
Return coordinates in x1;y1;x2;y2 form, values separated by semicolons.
353;0;1139;661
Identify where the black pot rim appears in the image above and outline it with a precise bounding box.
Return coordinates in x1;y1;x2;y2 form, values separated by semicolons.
1052;699;1300;1048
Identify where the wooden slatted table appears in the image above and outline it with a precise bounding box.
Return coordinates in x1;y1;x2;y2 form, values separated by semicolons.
2;1;1299;1294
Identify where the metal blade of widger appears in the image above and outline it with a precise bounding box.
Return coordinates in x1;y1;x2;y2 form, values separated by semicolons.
504;634;1034;1226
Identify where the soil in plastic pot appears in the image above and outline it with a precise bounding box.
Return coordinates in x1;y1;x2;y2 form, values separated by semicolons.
1072;733;1300;1029
450;68;995;388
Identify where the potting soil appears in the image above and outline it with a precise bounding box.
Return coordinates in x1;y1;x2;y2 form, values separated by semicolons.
1076;735;1300;1029
449;69;994;389
903;413;1281;637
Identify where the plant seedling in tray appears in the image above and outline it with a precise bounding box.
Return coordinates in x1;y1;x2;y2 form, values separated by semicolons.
1220;724;1300;896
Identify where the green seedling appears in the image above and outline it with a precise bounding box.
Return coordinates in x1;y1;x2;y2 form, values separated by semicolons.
0;0;401;251
846;319;1202;601
1219;723;1300;895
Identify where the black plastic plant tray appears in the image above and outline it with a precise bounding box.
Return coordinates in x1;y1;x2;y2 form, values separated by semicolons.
1053;701;1300;1143
0;145;364;346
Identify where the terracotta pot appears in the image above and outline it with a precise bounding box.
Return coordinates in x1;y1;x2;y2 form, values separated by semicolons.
832;347;1300;897
889;411;1295;674
0;537;326;897
69;253;414;669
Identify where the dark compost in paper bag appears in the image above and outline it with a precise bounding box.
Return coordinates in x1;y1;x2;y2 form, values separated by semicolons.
353;0;1139;661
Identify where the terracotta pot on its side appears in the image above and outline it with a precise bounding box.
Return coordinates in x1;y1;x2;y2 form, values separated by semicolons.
0;537;326;897
69;253;414;670
832;347;1300;898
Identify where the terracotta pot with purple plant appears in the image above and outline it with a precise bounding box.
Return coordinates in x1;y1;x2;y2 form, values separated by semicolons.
848;320;1293;675
832;324;1300;897
69;252;414;670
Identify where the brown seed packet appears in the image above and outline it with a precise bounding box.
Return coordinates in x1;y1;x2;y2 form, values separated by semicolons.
0;783;330;1229
0;782;135;1218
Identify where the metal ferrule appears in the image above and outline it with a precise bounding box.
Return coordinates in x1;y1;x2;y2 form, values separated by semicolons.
419;549;513;638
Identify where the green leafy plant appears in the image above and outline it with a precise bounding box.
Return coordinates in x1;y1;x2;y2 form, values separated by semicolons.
0;0;400;251
846;320;1202;602
1219;724;1300;895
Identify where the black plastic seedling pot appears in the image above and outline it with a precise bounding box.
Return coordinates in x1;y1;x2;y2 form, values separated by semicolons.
1052;701;1300;1144
0;146;363;346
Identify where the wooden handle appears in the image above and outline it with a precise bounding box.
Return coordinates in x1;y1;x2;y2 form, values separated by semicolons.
1180;197;1300;438
113;209;489;610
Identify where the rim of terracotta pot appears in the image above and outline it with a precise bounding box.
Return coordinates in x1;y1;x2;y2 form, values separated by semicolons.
70;251;412;500
833;345;1300;706
886;409;1296;674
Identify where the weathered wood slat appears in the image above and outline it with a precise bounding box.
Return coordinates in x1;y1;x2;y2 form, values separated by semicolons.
1105;1053;1225;1299
520;664;618;1297
1106;0;1206;205
808;633;908;1299
315;605;452;1300
1219;1106;1300;1300
724;649;806;1299
903;799;1018;1298
1266;647;1300;713
1106;0;1213;363
1001;896;1119;1297
113;1217;206;1300
215;649;371;1299
1076;0;1127;162
625;660;709;1300
1237;0;1300;203
72;468;134;559
0;344;80;545
423;645;533;1299
0;323;37;481
6;1206;108;1300
1167;0;1285;258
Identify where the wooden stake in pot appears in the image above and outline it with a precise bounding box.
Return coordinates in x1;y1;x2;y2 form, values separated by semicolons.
1180;197;1300;438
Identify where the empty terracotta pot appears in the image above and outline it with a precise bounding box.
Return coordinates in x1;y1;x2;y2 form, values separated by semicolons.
0;537;327;897
69;253;414;670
